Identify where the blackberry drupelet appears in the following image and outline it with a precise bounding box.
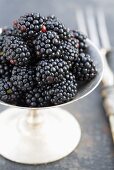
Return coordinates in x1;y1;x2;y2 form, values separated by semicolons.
33;31;61;59
70;30;87;53
45;15;70;40
48;73;77;105
13;13;45;39
61;38;79;67
36;58;69;85
0;78;19;104
73;53;97;81
3;36;31;66
10;66;35;92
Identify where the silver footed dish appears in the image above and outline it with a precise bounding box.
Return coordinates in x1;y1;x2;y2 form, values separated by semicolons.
0;38;103;164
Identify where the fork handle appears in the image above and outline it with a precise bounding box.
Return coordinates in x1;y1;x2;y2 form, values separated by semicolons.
102;86;114;142
101;49;114;86
102;86;114;116
101;49;114;142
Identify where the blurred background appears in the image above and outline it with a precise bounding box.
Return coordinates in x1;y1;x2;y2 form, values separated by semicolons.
0;0;114;68
0;0;114;41
0;0;114;170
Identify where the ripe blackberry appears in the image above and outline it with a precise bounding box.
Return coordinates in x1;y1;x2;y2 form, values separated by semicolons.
0;35;5;53
13;13;45;39
25;88;41;107
2;28;35;58
36;58;69;85
0;56;7;66
1;27;21;38
45;15;70;40
0;36;8;64
70;30;87;53
0;37;3;52
3;36;31;66
25;86;50;107
73;53;97;81
0;78;19;104
0;64;11;78
38;85;52;107
61;38;79;67
2;27;18;36
33;31;62;58
10;66;35;92
48;73;77;105
0;54;8;65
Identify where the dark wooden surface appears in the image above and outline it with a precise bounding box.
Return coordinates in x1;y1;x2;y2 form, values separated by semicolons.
0;0;114;169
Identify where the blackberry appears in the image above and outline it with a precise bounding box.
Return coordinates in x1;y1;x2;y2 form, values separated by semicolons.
46;15;57;22
26;39;38;66
45;15;70;40
25;88;41;107
13;13;45;39
48;73;77;105
0;54;8;65
36;58;69;85
0;63;11;78
33;31;61;58
3;36;31;66
2;28;36;59
73;53;97;81
0;35;13;74
25;86;50;107
1;27;21;38
0;78;19;104
0;36;8;64
38;85;52;107
10;66;35;92
0;35;5;53
0;56;7;66
70;30;87;53
61;38;79;67
0;36;3;52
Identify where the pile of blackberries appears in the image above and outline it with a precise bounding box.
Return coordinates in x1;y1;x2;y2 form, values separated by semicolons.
0;13;97;107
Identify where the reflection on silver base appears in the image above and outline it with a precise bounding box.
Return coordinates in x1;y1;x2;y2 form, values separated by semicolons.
0;107;81;164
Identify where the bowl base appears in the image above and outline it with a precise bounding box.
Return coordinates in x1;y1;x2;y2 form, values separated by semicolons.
0;107;81;164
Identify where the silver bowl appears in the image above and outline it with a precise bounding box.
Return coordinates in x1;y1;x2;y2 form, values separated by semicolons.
0;39;103;164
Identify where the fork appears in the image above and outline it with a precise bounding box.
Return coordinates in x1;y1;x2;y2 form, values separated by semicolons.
76;7;114;142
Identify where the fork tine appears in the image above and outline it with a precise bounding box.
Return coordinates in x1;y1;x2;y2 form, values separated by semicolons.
75;9;88;35
86;7;100;48
96;9;111;50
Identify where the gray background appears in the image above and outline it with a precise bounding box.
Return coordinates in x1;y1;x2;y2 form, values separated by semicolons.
0;0;114;169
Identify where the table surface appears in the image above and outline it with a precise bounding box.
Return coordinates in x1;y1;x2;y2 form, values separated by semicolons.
0;0;114;169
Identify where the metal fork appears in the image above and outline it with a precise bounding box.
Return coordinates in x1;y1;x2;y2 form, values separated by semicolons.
76;7;114;142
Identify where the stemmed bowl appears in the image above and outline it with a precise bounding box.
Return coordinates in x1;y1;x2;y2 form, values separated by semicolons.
0;39;103;164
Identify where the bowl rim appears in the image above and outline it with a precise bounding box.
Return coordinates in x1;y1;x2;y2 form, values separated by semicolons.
0;38;104;110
